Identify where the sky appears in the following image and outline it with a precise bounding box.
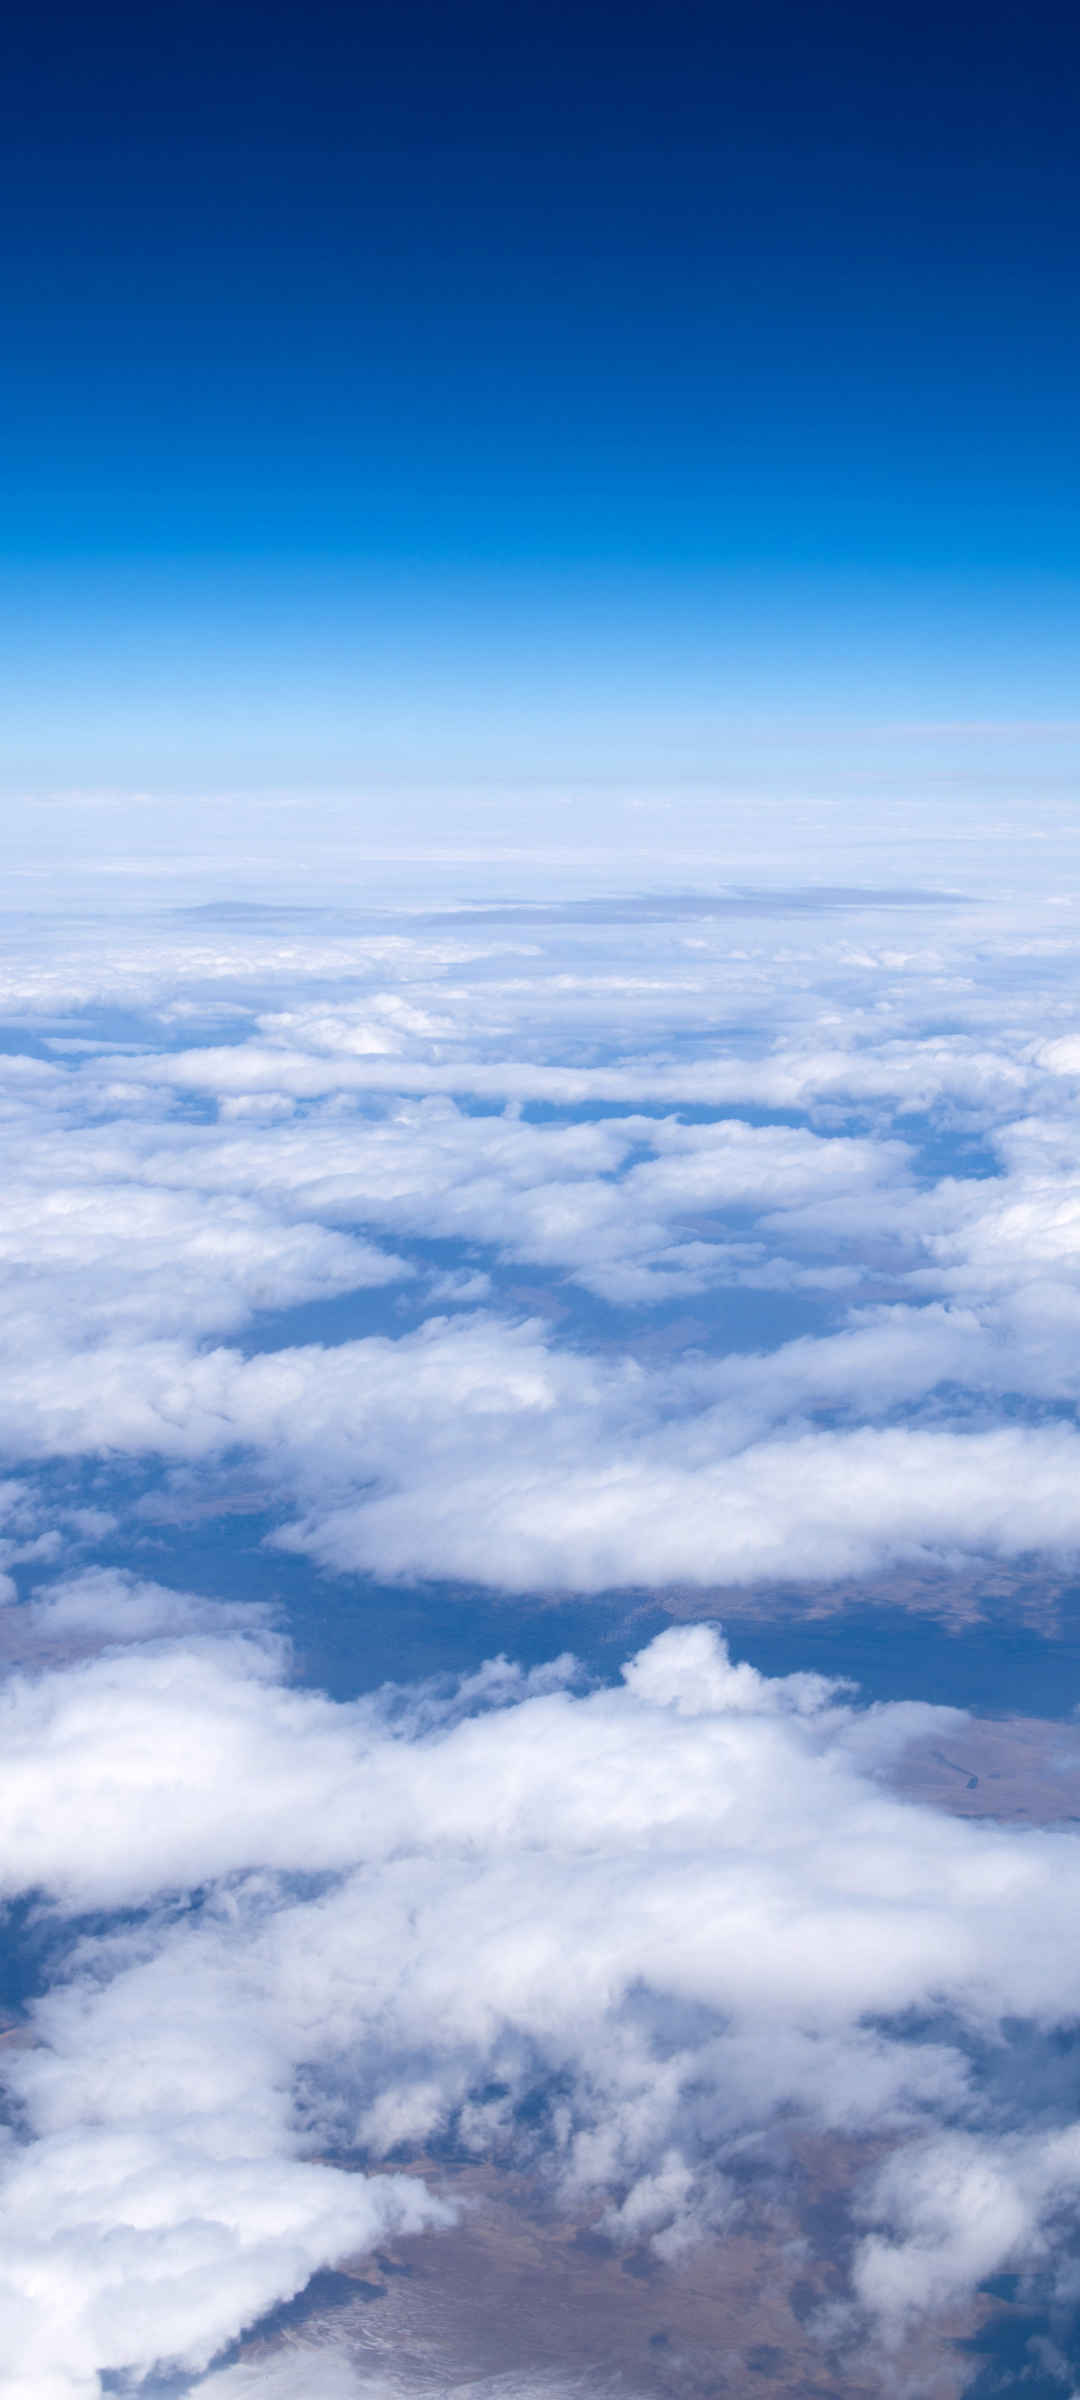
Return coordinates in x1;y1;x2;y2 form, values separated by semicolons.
3;0;1080;823
8;8;1080;2399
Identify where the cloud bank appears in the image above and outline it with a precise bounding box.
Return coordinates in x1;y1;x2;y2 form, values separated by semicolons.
3;871;1080;2391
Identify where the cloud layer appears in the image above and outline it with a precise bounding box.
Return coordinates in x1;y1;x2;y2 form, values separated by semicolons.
5;874;1080;2392
4;884;1080;1602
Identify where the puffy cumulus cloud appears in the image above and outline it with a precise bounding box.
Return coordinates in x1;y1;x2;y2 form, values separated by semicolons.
0;2010;444;2400
9;1563;277;1652
6;1617;1080;2392
7;1306;1080;1590
0;1172;406;1351
0;1484;115;1616
0;1576;582;1909
852;2119;1080;2348
295;1412;1080;1593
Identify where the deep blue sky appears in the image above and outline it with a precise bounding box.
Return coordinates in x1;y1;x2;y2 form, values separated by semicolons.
4;0;1080;805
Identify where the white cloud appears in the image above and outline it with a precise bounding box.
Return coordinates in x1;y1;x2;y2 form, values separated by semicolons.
4;1302;1080;1591
3;1618;1080;2392
12;1564;276;1650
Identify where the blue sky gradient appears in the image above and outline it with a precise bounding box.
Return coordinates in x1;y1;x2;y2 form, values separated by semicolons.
4;0;1079;804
